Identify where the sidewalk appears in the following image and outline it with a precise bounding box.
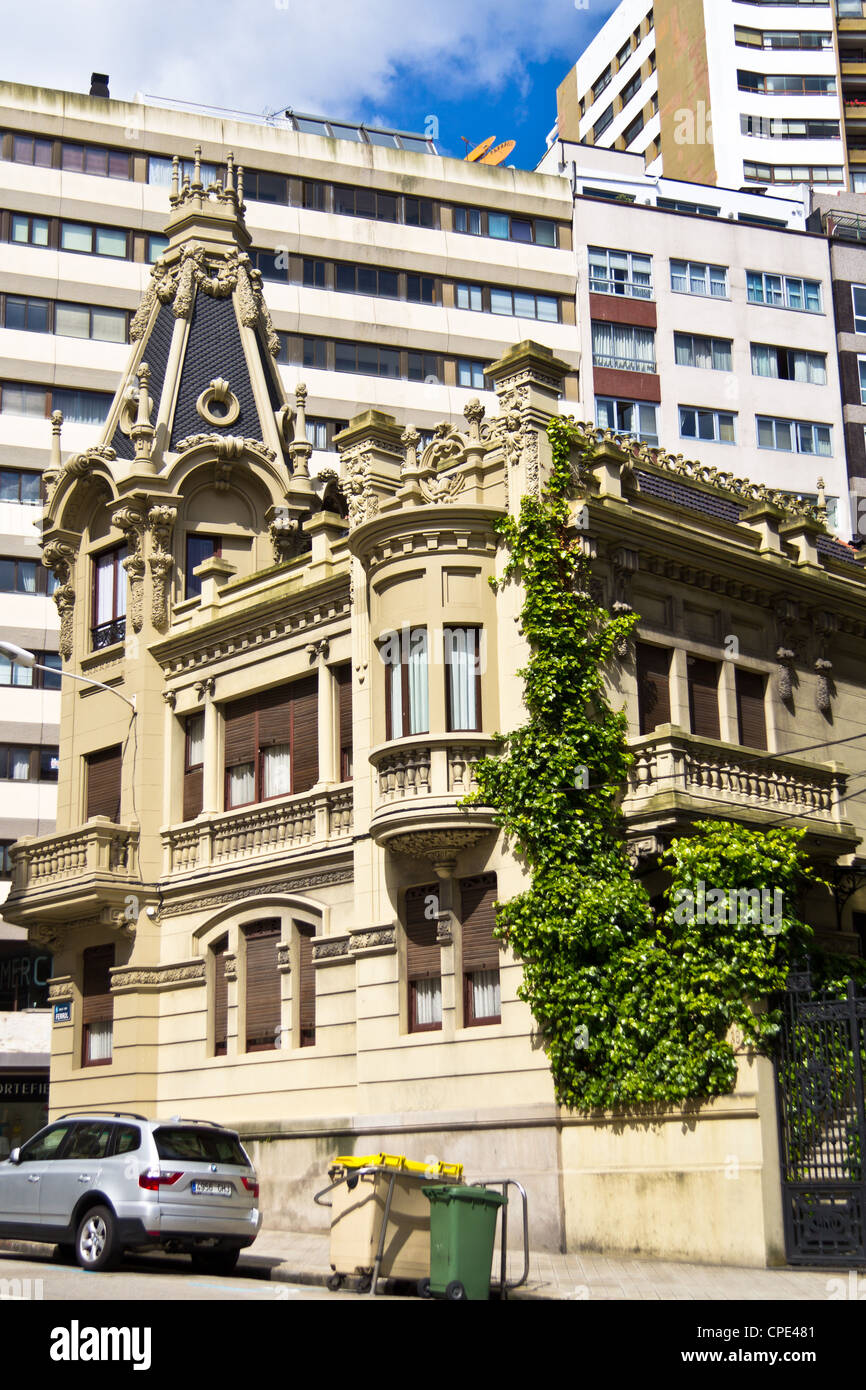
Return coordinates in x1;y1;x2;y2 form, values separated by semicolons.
0;1229;841;1299
243;1228;839;1300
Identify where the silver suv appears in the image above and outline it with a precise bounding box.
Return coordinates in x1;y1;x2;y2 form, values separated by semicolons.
0;1111;262;1273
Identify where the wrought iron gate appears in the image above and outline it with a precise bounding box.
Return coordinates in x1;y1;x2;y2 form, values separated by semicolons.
775;971;866;1265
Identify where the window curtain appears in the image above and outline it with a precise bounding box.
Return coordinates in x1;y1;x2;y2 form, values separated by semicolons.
752;344;775;377
447;629;477;730
263;744;291;798
87;1020;113;1062
11;748;30;780
389;655;403;740
675;335;692;366
228;762;255;807
471;969;501;1021
408;629;429;735
95;555;114;624
414;977;442;1027
592;323;654;371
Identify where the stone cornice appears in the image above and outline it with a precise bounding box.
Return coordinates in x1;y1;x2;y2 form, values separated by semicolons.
350;507;501;570
151;573;351;675
111;961;206;993
157;863;354;918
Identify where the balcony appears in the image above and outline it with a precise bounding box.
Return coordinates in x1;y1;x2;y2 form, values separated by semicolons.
161;784;353;875
369;735;498;861
5;820;141;926
622;728;855;854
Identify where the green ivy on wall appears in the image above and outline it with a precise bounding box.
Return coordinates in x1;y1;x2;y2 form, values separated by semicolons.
469;415;849;1109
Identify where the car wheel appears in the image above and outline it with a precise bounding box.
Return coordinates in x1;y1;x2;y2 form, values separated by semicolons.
75;1205;119;1272
190;1248;240;1276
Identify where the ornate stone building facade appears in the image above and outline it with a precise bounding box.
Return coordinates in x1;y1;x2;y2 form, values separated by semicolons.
6;155;866;1264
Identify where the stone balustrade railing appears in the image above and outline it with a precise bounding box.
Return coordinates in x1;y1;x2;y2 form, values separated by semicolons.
162;784;353;874
10;820;140;891
623;729;846;825
371;736;496;805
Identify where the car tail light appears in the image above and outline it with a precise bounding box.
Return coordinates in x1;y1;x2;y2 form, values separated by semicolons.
242;1177;259;1198
139;1169;183;1191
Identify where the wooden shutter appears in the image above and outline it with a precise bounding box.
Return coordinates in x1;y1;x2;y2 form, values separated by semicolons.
183;765;203;821
688;658;721;740
213;935;229;1056
736;670;767;749
405;884;440;980
297;922;316;1046
82;944;114;1024
460;874;498;973
636;643;671;735
86;745;122;821
224;695;257;766
244;921;280;1051
257;685;291;749
336;666;353;780
291;674;318;793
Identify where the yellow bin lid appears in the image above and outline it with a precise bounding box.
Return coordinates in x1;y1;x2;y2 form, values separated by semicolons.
330;1153;463;1179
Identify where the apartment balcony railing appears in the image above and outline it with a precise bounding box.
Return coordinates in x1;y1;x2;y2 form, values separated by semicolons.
592;353;657;375
369;735;498;857
161;784;353;874
5;820;141;926
589;276;654;301
622;728;853;847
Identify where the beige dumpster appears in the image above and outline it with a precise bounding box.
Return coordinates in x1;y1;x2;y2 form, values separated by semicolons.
324;1153;463;1290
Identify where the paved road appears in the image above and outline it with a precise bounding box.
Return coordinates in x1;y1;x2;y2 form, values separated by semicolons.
0;1248;404;1301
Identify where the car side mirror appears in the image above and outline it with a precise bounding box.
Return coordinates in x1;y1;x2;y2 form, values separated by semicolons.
8;1148;21;1165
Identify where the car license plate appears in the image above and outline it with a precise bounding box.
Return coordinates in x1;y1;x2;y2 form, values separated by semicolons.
191;1181;233;1197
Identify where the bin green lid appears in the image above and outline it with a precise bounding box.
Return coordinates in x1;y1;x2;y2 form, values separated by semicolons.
422;1184;507;1207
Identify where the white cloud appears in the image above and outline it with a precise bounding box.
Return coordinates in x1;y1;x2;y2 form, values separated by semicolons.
2;0;612;125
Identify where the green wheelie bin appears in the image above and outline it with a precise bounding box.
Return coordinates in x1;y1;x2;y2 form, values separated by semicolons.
422;1184;507;1301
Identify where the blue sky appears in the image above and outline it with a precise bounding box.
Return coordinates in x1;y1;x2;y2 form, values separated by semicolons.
3;0;617;170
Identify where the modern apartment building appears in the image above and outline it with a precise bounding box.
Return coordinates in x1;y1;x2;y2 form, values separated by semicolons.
5;160;866;1265
555;0;857;194
0;77;579;948
538;141;853;533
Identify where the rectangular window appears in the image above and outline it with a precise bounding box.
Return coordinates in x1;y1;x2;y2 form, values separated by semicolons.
407;274;435;304
588;247;653;299
670;260;728;298
452;207;557;246
183;713;205;822
0;745;58;781
185;534;220;599
736;671;767;750
591;321;656;373
336;665;353;781
623;112;645;146
756;416;832;455
10;133;53;166
82;944;114;1067
595;397;659;446
859;358;866;406
636;643;671;735
91;545;127;649
59;222;128;258
298;922;316;1046
0;649;59;689
85;745;122;821
212;935;229;1056
593;106;614;140
460;873;500;1026
244;921;281;1052
679;407;736;445
750;344;826;384
223;677;318;809
621;71;642;106
853;285;866;334
737;69;836;95
445;628;482;732
457;359;487;389
2;294;50;333
747;272;821;313
55;302;127;342
0;556;42;594
687;658;721;740
10;214;49;247
456;283;483;312
406;884;442;1033
674;333;732;372
1;383;113;426
383;628;429;740
0;468;41;504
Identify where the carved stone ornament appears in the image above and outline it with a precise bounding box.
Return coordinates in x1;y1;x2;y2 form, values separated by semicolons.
386;828;492;860
147;505;177;632
194;676;215;701
110;962;206;991
276;943;291;973
196;378;241;428
348;925;397;955
47;980;74;1001
113;506;147;634
269;514;306;565
776;647;796;702
223;953;238;982
42;541;79;659
131;244;281;356
312;937;350;963
174;433;276;463
815;658;834;714
158;865;354;917
340;448;377;529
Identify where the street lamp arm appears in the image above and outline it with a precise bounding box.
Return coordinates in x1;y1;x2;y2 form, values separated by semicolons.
31;662;137;711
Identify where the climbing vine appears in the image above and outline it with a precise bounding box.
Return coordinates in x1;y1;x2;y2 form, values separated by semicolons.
469;416;842;1108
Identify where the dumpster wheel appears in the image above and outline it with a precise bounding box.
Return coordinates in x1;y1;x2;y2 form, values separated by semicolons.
445;1280;467;1301
416;1278;432;1299
356;1273;373;1294
326;1273;344;1292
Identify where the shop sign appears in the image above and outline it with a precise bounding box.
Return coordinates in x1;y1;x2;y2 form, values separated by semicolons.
0;1075;49;1101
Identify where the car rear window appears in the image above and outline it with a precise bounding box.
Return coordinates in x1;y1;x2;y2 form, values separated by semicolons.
153;1127;251;1166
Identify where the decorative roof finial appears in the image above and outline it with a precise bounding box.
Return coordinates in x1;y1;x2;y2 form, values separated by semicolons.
130;362;155;461
289;382;311;480
170;155;180;204
236;164;245;210
49;410;63;470
225;152;235;197
192;145;203;191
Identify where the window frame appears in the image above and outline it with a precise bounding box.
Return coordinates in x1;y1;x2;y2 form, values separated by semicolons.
383;627;429;741
90;544;127;650
679;406;737;445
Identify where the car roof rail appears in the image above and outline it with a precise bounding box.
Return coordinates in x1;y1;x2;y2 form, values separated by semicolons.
159;1116;226;1128
57;1110;149;1121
